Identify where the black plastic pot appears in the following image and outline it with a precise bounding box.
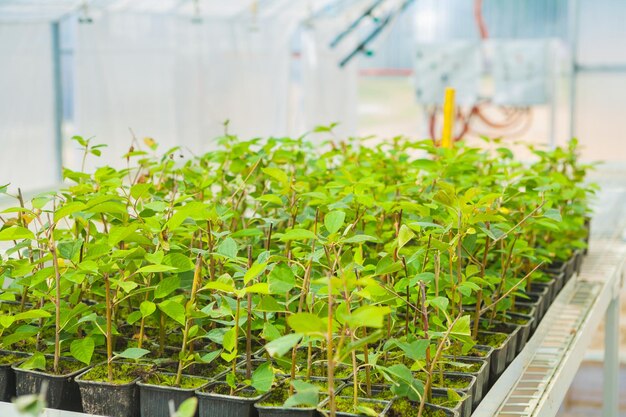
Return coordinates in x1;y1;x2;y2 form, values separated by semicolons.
318;395;392;417
574;249;584;274
137;373;210;417
565;255;576;282
494;313;535;354
387;399;458;417
584;217;591;255
510;303;538;332
13;357;88;412
444;345;492;397
76;365;144;417
0;350;29;401
430;387;470;417
481;322;520;365
547;271;565;293
197;383;264;417
441;356;488;409
255;399;318;417
435;372;477;410
527;285;549;317
531;280;556;305
476;331;512;384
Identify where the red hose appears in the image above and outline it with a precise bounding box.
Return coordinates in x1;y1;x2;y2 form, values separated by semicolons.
474;0;488;39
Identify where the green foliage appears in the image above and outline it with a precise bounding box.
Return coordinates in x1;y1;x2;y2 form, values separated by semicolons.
0;133;593;415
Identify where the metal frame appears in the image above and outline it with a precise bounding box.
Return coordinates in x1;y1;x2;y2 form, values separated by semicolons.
472;239;625;417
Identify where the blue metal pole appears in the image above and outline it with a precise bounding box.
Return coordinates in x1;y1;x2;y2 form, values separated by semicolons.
51;21;64;183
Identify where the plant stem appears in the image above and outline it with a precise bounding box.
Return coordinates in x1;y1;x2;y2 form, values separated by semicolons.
50;234;61;375
473;236;491;339
327;252;337;417
245;246;253;380
104;273;113;381
231;296;241;396
175;254;202;386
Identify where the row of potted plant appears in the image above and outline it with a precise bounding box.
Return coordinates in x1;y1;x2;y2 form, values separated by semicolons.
0;132;593;417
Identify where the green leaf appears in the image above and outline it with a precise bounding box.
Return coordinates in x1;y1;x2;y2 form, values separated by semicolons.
217;238;238;258
140;301;156;317
244;262;268;284
451;315;471;337
245;282;270;294
280;229;316;241
13;309;51;321
19;353;46;371
127;310;142;325
256;194;283;205
70;337;95;365
287;313;326;335
324;211;345;234
284;381;320;408
154;276;180;298
544;208;562;222
200;350;221;364
347;305;391;329
137;265;177;274
130;183;151;200
174;397;198;417
116;347;150;360
54;201;86;221
426;296;449;311
265;333;303;358
250;362;274;393
385;363;423;401
222;327;237;352
108;224;138;246
268;264;295;294
395;339;430;362
158;300;186;325
355;406;379;417
57;239;83;260
343;234;379;244
0;316;14;328
163;253;195;272
398;224;415;250
262;167;289;185
0;226;34;241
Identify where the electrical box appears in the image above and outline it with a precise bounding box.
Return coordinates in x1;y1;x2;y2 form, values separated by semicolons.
414;42;481;106
491;40;552;106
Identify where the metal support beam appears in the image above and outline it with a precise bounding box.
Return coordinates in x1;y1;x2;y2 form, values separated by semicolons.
602;294;620;417
567;0;580;140
51;21;64;183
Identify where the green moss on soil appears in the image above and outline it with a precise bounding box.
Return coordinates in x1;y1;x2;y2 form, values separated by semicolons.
388;398;448;417
503;315;530;325
144;373;208;389
511;305;532;315
81;363;146;384
429;395;460;408
257;386;314;408
21;357;86;375
204;382;260;398
447;343;487;358
476;332;508;348
0;353;26;365
416;373;472;389
309;363;352;379
322;396;388;416
442;362;482;373
356;370;387;385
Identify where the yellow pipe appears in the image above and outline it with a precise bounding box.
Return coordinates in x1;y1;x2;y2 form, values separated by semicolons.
441;87;456;149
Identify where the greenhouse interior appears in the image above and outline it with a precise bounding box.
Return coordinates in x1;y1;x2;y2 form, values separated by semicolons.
0;1;625;417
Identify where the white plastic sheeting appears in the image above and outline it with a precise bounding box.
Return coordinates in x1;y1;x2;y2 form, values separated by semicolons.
300;15;359;136
0;23;59;192
70;11;297;170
